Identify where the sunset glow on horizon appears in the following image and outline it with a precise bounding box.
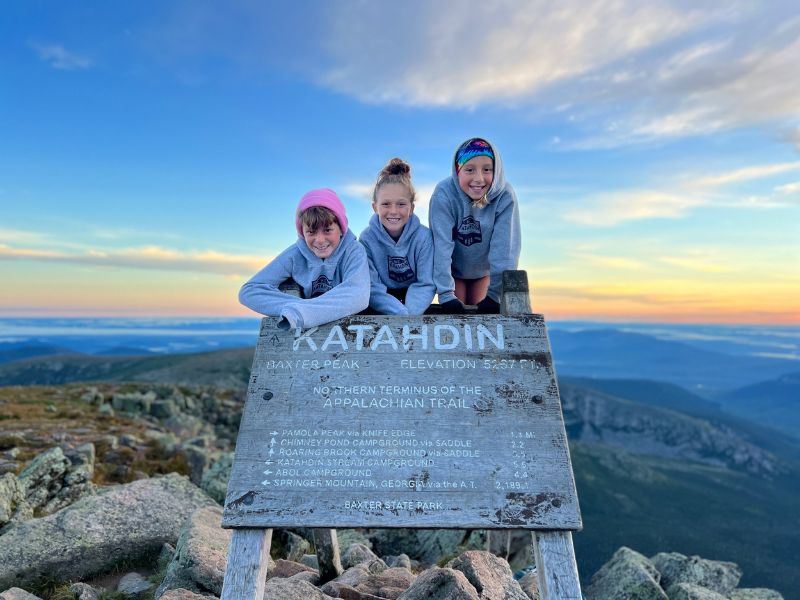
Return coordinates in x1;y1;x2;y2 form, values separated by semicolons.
2;2;799;325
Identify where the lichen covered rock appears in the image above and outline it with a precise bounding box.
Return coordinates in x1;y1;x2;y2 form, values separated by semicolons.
651;552;741;596
586;546;667;600
0;474;215;590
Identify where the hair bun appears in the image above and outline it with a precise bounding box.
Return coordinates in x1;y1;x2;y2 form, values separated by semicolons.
381;157;411;177
373;157;416;205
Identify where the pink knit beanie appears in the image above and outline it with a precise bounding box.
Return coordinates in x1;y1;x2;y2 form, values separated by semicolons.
295;188;348;236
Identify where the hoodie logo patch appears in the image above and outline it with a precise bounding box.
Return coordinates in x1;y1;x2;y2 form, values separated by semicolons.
453;216;482;246
387;256;414;283
311;275;333;297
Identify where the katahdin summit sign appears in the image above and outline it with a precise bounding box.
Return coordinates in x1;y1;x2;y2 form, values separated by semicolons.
222;313;581;530
221;272;583;600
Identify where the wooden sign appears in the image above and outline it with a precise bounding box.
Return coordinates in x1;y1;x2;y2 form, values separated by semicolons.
222;314;581;530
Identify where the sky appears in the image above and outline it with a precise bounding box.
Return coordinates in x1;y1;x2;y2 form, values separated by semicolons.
1;1;799;324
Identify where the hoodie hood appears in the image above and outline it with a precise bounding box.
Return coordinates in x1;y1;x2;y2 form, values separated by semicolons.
450;137;507;202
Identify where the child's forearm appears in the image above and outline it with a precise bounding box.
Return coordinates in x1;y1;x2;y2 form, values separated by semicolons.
288;258;370;328
430;198;458;303
487;193;521;301
404;282;436;314
369;286;409;315
238;283;299;317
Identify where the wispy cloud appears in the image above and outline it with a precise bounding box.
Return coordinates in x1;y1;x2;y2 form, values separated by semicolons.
0;228;51;244
341;183;373;203
568;16;800;145
571;253;647;271
657;255;732;274
775;182;800;194
690;162;800;188
319;0;701;108
565;190;704;226
0;244;265;277
31;43;92;70
141;1;799;144
564;160;800;225
309;2;800;145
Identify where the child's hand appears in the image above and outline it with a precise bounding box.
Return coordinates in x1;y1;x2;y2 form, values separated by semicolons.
476;297;500;314
440;299;466;314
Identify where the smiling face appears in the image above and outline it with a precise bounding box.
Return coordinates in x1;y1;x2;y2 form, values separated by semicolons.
374;182;414;239
302;221;342;259
457;155;494;202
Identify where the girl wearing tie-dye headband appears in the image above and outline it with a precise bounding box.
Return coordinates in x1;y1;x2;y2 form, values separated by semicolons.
428;137;521;313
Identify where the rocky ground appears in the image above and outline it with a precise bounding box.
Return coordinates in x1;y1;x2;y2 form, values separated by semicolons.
0;383;786;599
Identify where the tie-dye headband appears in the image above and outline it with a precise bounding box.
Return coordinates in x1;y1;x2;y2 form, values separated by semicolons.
455;138;494;172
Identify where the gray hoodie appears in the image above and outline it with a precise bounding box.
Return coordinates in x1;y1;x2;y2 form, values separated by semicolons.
358;213;435;315
239;230;370;329
428;139;521;303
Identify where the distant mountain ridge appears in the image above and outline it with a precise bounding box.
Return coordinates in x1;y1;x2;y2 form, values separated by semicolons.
0;347;254;389
560;376;722;415
549;328;798;393
0;342;76;365
718;371;800;439
559;382;782;477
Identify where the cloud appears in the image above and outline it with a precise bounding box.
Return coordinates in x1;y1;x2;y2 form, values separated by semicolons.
775;182;800;194
571;253;647;270
564;160;800;225
31;43;92;70
788;128;800;150
139;1;799;143
563;13;800;144
319;0;700;108
689;161;800;188
341;183;373;203
657;256;732;274
0;228;50;244
0;244;265;276
564;190;705;226
307;1;800;144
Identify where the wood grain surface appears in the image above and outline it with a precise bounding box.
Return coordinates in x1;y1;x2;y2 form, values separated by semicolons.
222;314;581;530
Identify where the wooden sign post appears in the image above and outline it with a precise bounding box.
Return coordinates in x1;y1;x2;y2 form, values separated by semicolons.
221;271;582;599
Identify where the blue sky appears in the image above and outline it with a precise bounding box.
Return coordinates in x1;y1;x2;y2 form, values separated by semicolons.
1;1;799;322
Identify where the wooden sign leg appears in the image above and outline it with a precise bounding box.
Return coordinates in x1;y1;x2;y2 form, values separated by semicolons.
314;528;343;583
487;529;511;560
221;528;272;600
531;531;582;600
500;270;582;599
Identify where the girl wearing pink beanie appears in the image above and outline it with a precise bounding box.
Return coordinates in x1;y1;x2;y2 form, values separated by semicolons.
239;188;370;329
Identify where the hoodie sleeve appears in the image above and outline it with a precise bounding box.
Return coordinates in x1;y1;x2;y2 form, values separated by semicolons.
486;188;522;302
362;241;409;315
286;241;371;329
238;247;302;316
430;185;458;304
403;229;436;314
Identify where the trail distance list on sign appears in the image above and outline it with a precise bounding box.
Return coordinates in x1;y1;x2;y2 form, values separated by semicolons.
222;314;581;530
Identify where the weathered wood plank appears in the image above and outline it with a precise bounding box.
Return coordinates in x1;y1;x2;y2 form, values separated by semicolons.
220;528;272;600
222;314;580;530
532;531;582;600
500;270;533;315
487;529;511;560
313;528;343;583
499;272;583;599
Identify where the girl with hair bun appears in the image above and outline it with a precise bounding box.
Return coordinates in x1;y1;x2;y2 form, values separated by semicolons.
358;158;435;315
429;137;521;313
